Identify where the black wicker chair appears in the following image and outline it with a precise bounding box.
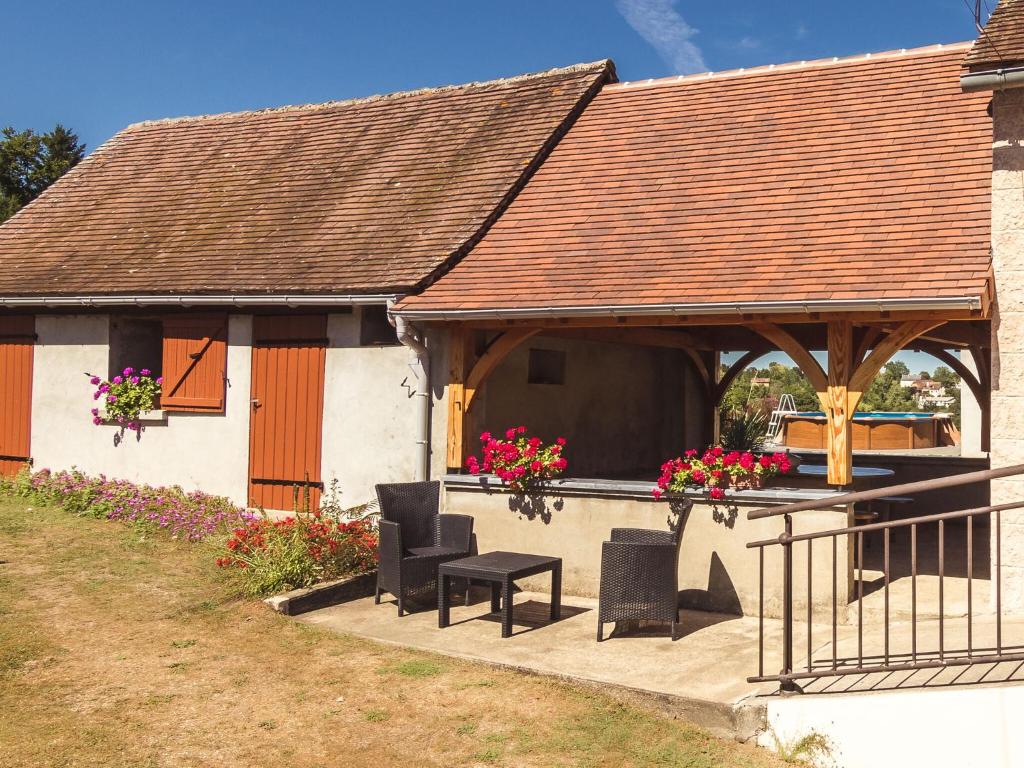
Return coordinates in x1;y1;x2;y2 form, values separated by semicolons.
374;481;474;616
596;524;683;641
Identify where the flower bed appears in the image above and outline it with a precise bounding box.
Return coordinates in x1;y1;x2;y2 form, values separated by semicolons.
216;510;378;597
465;426;567;492
3;466;254;541
654;447;793;501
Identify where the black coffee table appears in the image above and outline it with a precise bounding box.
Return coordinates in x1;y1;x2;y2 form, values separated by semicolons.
438;551;562;638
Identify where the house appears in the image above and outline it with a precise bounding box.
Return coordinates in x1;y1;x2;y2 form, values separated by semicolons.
0;61;613;508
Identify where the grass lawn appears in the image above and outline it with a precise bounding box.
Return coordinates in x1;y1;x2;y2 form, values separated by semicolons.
0;498;788;768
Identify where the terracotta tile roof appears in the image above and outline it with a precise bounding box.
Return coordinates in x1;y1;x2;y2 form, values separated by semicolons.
0;61;612;298
397;45;992;318
965;0;1024;69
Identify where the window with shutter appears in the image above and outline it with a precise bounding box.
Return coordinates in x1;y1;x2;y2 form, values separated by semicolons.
161;315;228;413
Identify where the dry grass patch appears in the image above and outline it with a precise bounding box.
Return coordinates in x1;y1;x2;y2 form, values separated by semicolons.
0;498;787;767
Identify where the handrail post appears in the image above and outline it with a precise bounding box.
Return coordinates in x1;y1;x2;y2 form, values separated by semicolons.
780;513;798;693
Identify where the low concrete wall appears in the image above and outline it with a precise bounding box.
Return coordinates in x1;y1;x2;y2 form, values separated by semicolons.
763;684;1024;768
444;477;848;619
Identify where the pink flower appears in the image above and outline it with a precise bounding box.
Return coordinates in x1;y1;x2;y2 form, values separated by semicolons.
112;375;123;385
140;368;151;376
530;460;542;472
155;377;163;385
480;431;492;442
506;428;517;439
556;437;566;446
517;426;526;434
709;486;725;501
652;488;663;500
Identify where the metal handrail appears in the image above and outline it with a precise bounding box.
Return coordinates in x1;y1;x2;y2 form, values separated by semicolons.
748;463;1024;692
747;501;1024;549
747;463;1024;520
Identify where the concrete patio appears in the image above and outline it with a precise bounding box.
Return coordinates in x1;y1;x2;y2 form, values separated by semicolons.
298;589;777;738
296;584;1024;740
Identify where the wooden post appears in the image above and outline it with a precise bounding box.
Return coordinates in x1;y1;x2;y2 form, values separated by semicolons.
446;325;469;472
827;321;854;487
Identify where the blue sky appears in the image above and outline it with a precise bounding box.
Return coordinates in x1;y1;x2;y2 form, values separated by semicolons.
5;0;983;373
7;0;984;153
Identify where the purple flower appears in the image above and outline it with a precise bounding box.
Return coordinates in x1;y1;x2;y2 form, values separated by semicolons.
112;376;123;385
123;367;134;376
130;376;140;385
91;408;99;416
92;416;103;425
140;368;151;376
99;383;110;393
93;391;101;400
107;395;117;403
89;376;101;385
155;376;163;385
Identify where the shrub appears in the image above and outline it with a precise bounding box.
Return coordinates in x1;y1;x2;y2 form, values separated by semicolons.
719;408;769;452
2;466;253;541
216;507;378;597
465;426;567;492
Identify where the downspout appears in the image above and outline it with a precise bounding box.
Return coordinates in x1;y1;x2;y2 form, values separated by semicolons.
389;299;431;482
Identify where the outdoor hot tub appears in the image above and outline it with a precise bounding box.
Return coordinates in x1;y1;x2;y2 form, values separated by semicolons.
780;411;957;450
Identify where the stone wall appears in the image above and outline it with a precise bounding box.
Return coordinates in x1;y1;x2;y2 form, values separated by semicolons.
991;87;1024;609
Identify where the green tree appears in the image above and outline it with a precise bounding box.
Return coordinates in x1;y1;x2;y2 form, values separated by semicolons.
858;361;917;412
0;124;85;223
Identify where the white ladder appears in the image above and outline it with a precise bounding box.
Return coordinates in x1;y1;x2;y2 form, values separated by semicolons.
766;393;797;445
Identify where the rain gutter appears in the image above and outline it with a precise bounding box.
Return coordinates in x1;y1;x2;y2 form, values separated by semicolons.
389;298;432;483
390;296;983;322
961;65;1024;92
0;294;399;308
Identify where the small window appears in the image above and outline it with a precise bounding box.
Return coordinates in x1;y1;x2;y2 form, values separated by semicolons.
109;318;163;381
527;348;566;385
359;305;399;346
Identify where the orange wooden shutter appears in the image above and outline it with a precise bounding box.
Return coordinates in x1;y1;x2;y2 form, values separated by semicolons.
161;314;228;412
0;316;34;477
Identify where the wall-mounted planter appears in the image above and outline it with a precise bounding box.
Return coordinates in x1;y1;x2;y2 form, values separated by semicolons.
100;410;168;427
263;570;377;616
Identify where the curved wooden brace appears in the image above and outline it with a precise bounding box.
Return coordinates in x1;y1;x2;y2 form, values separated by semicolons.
464;328;540;413
684;349;712;394
853;326;884;366
920;347;986;407
848;320;944;401
713;348;770;405
748;322;828;395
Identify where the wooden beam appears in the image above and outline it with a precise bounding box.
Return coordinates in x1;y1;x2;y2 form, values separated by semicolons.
713;348;770;405
464;328;540;413
853;326;884;366
542;326;713;351
446;325;471;472
827;321;854;486
748;322;828;394
969;345;992;453
455;307;984;331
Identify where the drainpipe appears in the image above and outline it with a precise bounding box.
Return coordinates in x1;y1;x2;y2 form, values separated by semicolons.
389;299;431;482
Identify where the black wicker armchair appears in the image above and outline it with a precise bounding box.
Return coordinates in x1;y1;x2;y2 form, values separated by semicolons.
374;481;474;616
596;525;683;641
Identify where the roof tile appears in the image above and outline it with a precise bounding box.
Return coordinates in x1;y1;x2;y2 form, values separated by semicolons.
400;45;992;316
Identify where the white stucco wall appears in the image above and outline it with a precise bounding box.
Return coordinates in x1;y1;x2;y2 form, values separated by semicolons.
30;314;253;504
321;309;426;508
763;684;1024;768
960;349;984;457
